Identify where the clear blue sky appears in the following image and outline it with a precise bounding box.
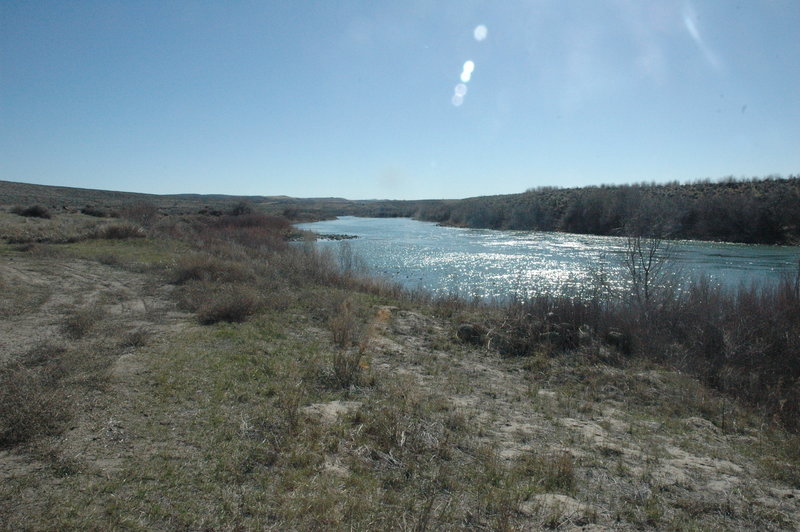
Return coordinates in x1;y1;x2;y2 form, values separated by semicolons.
2;1;799;200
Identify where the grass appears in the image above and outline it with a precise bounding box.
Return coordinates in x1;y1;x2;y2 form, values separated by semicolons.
88;222;146;239
2;195;799;531
61;307;103;339
0;362;69;447
196;285;261;324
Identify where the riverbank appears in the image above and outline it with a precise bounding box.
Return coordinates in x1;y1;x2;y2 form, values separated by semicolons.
1;200;799;530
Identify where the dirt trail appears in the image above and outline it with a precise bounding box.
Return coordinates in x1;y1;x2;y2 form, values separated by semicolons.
0;255;189;481
0;257;183;361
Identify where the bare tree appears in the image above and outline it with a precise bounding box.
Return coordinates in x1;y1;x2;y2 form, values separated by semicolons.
623;233;674;319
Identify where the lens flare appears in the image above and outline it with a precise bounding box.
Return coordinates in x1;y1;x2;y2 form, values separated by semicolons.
460;60;475;82
473;25;487;42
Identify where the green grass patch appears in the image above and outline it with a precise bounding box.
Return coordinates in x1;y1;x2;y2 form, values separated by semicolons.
62;237;189;268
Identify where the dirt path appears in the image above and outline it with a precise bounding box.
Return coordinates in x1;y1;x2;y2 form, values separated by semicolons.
0;255;189;483
0;257;183;361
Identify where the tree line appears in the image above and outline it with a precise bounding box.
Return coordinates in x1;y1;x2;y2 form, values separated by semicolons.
413;176;800;244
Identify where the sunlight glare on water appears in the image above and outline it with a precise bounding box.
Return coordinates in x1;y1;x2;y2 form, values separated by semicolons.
296;217;800;300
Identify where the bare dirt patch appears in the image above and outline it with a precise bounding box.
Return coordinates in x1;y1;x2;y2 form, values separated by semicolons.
0;254;188;482
364;306;800;530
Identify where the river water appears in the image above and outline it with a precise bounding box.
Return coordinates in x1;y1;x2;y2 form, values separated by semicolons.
296;217;800;299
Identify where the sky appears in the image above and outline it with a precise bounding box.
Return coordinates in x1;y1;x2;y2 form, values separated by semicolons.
1;1;799;200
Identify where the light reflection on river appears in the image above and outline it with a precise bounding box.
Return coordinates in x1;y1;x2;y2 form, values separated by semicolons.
295;217;800;299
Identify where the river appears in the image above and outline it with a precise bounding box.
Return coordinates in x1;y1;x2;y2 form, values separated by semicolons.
295;217;800;299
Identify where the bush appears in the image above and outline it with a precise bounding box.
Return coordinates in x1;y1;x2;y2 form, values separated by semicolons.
11;205;51;219
170;254;253;285
118;202;159;227
61;307;103;339
228;201;253;216
328;297;363;349
91;223;146;239
0;364;69;447
196;286;260;324
81;205;108;217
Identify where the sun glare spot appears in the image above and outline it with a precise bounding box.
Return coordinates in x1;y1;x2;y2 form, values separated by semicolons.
460;60;475;82
473;24;487;42
454;83;468;97
451;93;464;106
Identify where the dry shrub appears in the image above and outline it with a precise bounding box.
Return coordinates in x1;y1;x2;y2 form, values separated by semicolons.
332;349;366;389
326;298;369;387
80;205;108;217
0;363;69;447
61;307;103;339
121;328;149;347
11;204;51;218
487;295;604;357
541;452;576;492
170;254;253;285
328;297;362;349
97;253;122;266
211;213;291;251
91;222;145;239
196;285;261;324
671;276;800;430
118;201;159;227
352;378;454;466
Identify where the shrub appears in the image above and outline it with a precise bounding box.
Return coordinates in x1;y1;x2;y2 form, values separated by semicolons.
228;201;253;216
170;254;253;285
0;364;69;447
328;297;362;349
121;328;149;347
11;205;51;218
91;223;146;239
118;201;159;227
61;308;102;339
332;349;365;389
80;205;108;217
196;286;260;324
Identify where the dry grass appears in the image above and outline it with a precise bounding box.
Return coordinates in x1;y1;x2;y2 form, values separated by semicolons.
2;193;799;531
89;222;146;239
61;307;103;339
0;363;69;447
170;253;254;285
0;211;107;244
328;297;362;349
195;284;261;324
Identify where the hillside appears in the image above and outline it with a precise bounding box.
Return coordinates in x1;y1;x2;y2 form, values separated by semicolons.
0;180;432;222
1;183;799;530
